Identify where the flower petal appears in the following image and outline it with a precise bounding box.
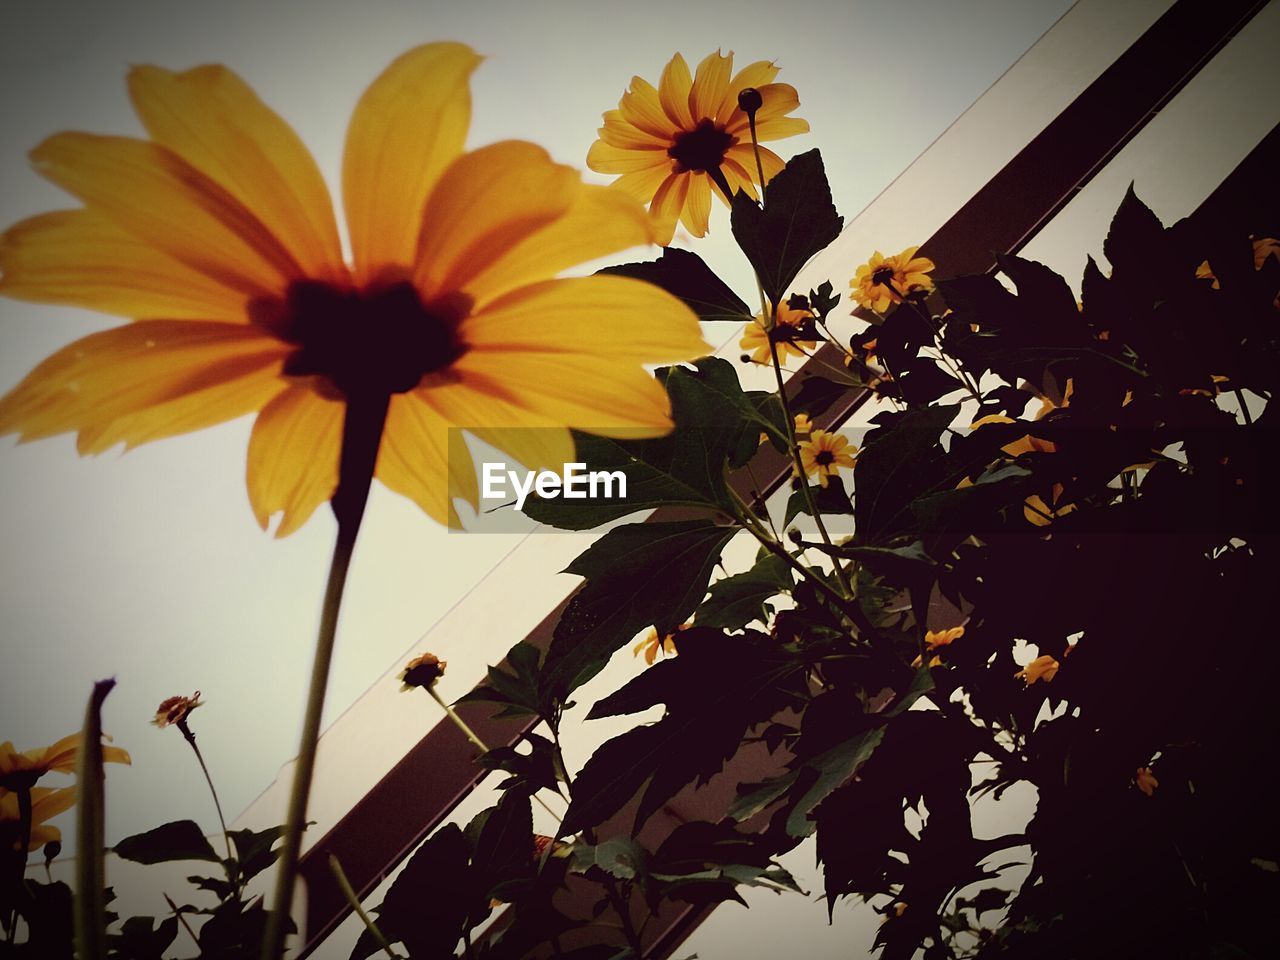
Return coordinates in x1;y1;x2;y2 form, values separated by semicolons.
419;378;576;473
598;110;670;150
715;59;781;120
128;65;346;284
463;185;652;307
680;174;713;237
0;209;249;322
0;320;290;451
690;50;733;121
245;384;342;537
586;140;672;175
343;42;482;286
619;76;674;140
725;144;785;184
648;172;691;247
612;163;676;204
658;54;695;130
30;133;301;297
724;83;803;134
414;141;579;300
376;390;475;527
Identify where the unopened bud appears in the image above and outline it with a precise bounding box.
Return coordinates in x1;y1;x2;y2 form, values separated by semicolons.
737;87;763;115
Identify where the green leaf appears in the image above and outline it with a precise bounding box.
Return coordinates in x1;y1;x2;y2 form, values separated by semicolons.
226;824;286;883
730;149;844;306
599;248;752;322
1104;183;1166;279
570;836;648;881
783;729;886;838
784;476;854;527
524;358;764;530
854;404;960;542
837;541;939;584
113;821;219;866
543;520;736;695
108;915;178;960
457;640;554;719
471;791;534;906
695;554;794;630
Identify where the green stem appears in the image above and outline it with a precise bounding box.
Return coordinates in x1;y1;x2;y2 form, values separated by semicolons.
328;854;402;960
75;679;114;960
164;893;199;950
261;392;390;960
178;721;233;864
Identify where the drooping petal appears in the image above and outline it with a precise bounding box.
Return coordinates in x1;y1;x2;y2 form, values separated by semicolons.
375;389;475;527
680;174;713;237
585;141;672;175
715;59;781;120
463;184;653;307
414;141;579;299
30;133;302;298
648;172;691;247
461;276;706;362
245;384;342;537
419;378;576;474
343;43;482;285
0;320;290;450
658;54;695;130
0;210;250;322
128;65;346;284
689;50;732;122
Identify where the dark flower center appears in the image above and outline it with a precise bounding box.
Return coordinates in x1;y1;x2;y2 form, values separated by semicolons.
871;266;896;287
668;119;735;173
257;280;468;399
815;450;835;466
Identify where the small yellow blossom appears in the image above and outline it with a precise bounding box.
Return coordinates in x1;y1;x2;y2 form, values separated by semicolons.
793;413;812;436
1015;654;1059;686
1135;766;1159;797
739;301;817;365
850;246;935;313
797;429;856;488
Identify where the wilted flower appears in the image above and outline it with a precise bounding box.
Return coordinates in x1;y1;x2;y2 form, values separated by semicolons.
797;429;857;488
0;43;706;534
0;733;130;791
1015;654;1060;686
1135;766;1159;796
152;691;203;729
849;247;935;313
400;652;447;691
587;51;808;245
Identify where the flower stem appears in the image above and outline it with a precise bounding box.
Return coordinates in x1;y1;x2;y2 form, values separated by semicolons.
164;893;199;949
262;391;390;960
328;854;402;960
178;721;232;863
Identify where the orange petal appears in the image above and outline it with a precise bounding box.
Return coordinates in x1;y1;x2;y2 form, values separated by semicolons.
30;133;301;298
128;64;346;284
715;59;781;120
658;53;695;130
648;172;691;247
612;162;676;204
0;209;250;322
689;50;732;121
419;378;575;474
245;385;342;537
586;140;672;175
414;141;579;300
0;320;290;451
598;110;670;150
343;43;481;286
724;83;803;135
376;389;474;527
463;184;653;308
618;76;675;140
680;174;713;237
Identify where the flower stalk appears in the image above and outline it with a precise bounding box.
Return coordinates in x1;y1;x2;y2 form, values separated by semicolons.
328;853;403;960
176;719;232;863
262;391;390;960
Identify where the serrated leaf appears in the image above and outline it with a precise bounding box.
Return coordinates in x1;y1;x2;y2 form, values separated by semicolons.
784;729;886;838
854;404;960;542
731;150;844;306
570;836;648;881
599;248;752;322
113;820;219;866
784;476;853;527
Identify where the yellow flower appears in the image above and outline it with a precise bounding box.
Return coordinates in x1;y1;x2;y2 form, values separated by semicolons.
849;247;935;313
0;44;707;534
0;733;131;791
399;651;447;691
0;785;77;852
1254;236;1280;269
1014;654;1059;686
793;413;813;436
633;625;684;665
797;429;857;488
152;692;204;729
1135;766;1159;797
910;626;964;667
739;301;817;365
587;51;809;245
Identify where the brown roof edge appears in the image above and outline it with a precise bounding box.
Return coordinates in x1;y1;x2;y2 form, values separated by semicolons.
294;0;1268;953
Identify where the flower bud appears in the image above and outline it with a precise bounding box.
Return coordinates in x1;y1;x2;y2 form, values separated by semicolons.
737;87;763;115
400;652;447;690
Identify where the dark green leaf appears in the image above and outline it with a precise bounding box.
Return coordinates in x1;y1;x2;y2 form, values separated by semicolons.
227;824;286;883
113;821;219;866
854;404;960;542
695;554;793;629
731;150;844;306
570;836;648;881
599;248;751;322
784;476;854;527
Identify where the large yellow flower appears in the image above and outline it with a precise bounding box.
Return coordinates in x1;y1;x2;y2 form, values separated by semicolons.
587;51;809;246
0;733;130;791
0;786;77;852
849;246;936;313
739;301;817;365
0;43;706;534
